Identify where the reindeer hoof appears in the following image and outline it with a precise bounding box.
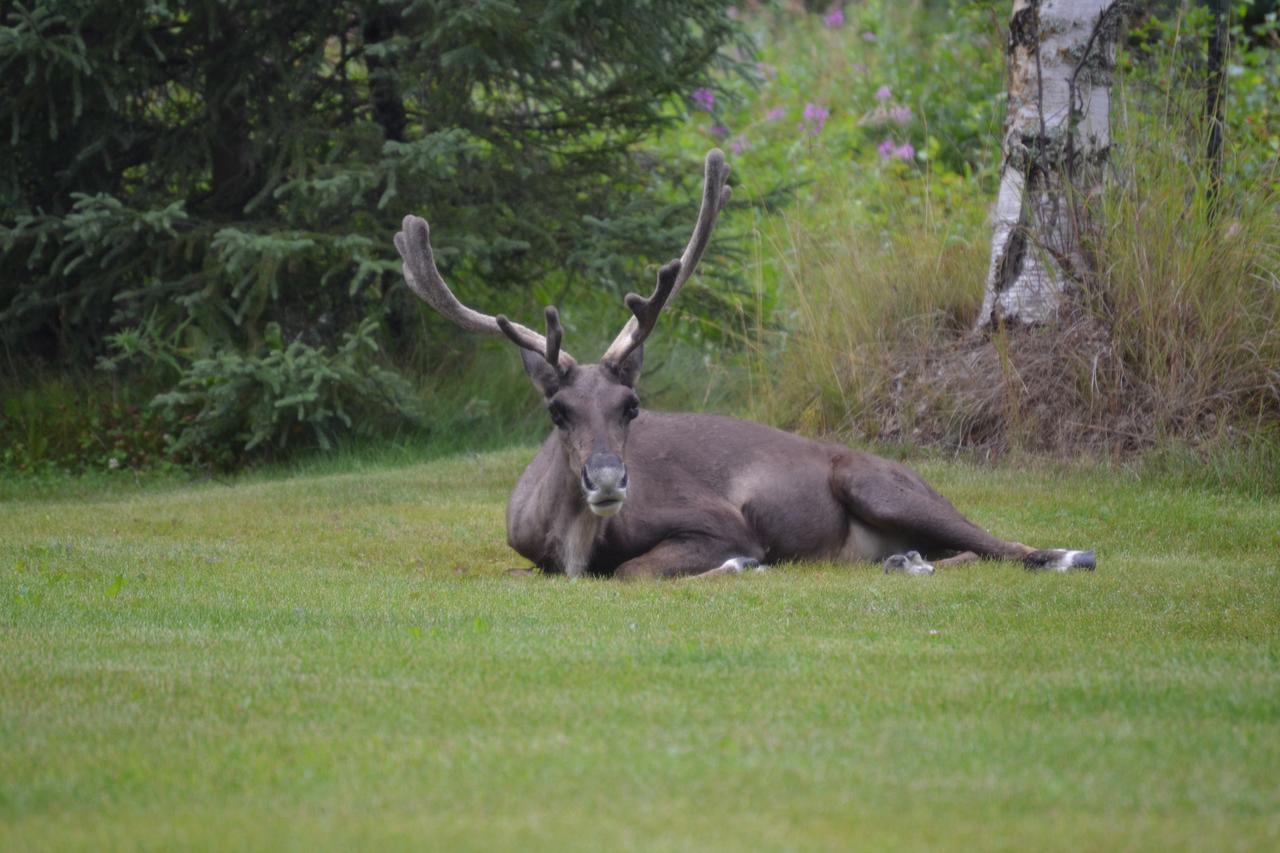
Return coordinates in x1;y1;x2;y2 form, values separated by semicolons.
1024;549;1096;571
883;551;935;576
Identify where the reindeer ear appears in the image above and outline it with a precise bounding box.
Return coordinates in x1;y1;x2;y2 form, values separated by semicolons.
609;344;644;388
519;348;562;397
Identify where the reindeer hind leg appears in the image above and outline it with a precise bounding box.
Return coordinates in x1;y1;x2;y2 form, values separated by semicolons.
830;453;1032;562
831;453;1097;570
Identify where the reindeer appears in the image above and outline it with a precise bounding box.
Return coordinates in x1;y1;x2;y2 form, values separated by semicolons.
393;149;1096;580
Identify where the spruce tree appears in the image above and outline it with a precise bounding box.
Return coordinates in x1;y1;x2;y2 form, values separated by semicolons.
1;0;743;458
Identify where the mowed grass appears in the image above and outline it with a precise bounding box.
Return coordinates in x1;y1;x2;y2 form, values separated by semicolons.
2;448;1278;851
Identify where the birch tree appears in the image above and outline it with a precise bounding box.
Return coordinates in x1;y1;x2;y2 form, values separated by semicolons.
977;0;1126;329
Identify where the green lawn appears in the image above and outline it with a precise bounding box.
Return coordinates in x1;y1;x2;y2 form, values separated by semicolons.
2;448;1278;850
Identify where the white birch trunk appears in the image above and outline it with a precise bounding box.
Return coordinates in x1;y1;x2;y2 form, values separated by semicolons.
977;0;1123;329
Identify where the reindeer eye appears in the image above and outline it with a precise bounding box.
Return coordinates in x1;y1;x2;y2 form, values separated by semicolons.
548;403;568;429
623;400;640;421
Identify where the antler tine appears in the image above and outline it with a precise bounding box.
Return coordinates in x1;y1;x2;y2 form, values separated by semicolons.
394;214;576;369
606;260;681;367
543;306;563;369
495;305;566;374
601;148;731;364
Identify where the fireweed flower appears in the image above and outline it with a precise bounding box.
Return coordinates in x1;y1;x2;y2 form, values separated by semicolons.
765;106;786;122
692;88;715;111
823;7;844;28
729;134;751;155
801;103;829;135
710;124;730;139
878;138;915;162
862;31;877;42
889;104;912;125
875;85;892;101
803;103;829;123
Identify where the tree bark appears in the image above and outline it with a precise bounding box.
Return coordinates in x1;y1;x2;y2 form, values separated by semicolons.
976;0;1124;330
363;7;408;143
207;14;257;216
1205;0;1228;211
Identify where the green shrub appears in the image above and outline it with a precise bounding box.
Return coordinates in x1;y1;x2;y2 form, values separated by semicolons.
146;319;420;469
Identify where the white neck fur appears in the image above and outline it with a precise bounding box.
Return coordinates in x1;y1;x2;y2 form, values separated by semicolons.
560;509;600;578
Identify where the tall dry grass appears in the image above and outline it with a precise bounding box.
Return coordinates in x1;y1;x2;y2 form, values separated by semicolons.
749;92;1280;479
1093;123;1280;445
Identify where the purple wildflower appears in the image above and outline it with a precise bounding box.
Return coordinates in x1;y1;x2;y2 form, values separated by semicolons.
862;31;877;42
889;104;912;125
801;103;830;135
692;88;715;111
878;138;915;162
822;6;845;28
875;85;892;101
727;5;740;20
709;123;730;139
729;134;751;155
765;106;786;122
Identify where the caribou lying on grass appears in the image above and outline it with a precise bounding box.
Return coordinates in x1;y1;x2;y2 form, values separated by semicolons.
394;149;1096;580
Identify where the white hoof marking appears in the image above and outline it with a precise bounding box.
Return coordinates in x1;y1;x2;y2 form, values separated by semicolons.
1026;549;1097;572
716;556;764;574
883;550;935;576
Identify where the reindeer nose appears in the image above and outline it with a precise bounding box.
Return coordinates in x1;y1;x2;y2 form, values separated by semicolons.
583;453;626;495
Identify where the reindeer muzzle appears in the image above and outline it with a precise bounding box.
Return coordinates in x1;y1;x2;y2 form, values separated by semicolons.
582;453;628;517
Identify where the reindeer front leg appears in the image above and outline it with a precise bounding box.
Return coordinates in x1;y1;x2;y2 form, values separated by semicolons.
614;538;767;581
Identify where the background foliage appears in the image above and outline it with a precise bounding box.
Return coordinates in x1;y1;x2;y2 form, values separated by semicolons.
659;1;1278;479
2;0;1278;479
1;0;745;467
